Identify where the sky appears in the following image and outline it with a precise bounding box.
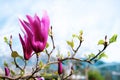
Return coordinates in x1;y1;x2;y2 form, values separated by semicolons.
0;0;120;63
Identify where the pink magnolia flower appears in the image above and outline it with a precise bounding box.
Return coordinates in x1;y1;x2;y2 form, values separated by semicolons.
4;67;10;76
19;12;50;53
58;58;63;75
19;33;33;60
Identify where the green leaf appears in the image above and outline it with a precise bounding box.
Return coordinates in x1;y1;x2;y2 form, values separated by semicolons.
4;37;9;44
53;71;58;75
11;51;19;58
79;30;83;41
72;34;78;38
109;34;117;44
18;55;24;60
11;61;15;65
67;51;71;57
44;65;50;70
41;72;46;76
39;61;44;69
88;53;95;59
4;61;8;67
20;70;25;76
48;28;52;36
46;42;49;48
45;73;52;77
10;70;15;76
98;40;105;45
79;30;83;35
98;52;108;59
66;40;74;48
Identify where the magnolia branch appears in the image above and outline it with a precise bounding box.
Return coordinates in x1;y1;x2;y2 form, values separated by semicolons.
0;46;109;80
1;40;108;80
72;40;82;57
89;40;108;62
1;27;116;80
9;41;24;72
90;46;107;61
45;26;55;63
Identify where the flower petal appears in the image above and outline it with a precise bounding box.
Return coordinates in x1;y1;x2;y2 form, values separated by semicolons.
41;11;50;30
26;15;34;25
58;58;63;75
31;40;45;53
4;67;10;76
19;19;33;40
19;34;25;51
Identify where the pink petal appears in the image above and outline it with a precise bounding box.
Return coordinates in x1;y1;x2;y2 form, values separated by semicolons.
41;11;50;30
19;34;25;51
19;19;33;40
4;67;10;76
58;58;63;75
31;40;45;53
27;14;42;41
26;15;34;25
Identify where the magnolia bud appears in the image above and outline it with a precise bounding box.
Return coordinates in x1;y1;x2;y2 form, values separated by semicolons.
4;67;10;76
58;58;63;75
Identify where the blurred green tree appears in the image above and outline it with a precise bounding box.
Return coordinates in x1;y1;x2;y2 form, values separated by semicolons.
88;70;105;80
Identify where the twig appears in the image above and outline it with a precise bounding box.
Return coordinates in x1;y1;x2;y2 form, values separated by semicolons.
63;72;72;80
90;45;107;61
27;53;40;79
14;58;23;71
9;42;23;72
23;60;27;70
49;35;55;55
72;40;82;57
45;26;55;63
36;54;39;68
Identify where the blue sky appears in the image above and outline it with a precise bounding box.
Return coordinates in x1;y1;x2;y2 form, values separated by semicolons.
0;0;120;63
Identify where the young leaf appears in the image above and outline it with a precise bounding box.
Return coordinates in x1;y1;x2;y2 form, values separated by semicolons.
66;40;74;48
18;55;24;60
9;35;12;46
4;61;8;67
109;34;117;44
88;53;95;59
98;40;105;45
46;42;49;48
44;65;50;70
46;73;52;77
39;61;44;69
10;70;15;76
98;52;108;59
78;30;83;40
49;27;52;36
11;61;15;65
4;37;9;44
79;30;83;35
20;70;25;76
72;34;78;38
67;51;71;57
11;51;19;58
54;71;58;75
